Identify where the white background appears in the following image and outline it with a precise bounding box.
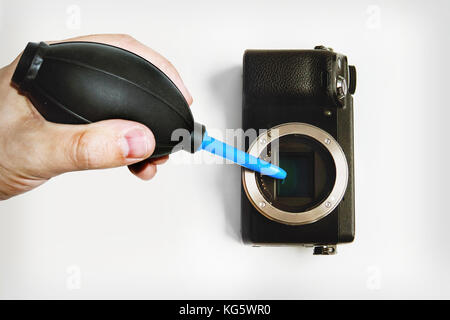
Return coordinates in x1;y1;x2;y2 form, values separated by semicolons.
0;0;449;299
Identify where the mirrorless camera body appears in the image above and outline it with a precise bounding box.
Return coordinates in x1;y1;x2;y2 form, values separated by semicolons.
241;46;356;254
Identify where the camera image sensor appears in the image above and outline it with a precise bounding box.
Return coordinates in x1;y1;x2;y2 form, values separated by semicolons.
276;152;315;198
256;134;336;213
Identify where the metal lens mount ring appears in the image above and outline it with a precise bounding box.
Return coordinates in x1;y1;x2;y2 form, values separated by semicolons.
242;122;348;225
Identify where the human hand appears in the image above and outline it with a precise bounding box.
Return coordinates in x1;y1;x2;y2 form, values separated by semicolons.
0;34;193;200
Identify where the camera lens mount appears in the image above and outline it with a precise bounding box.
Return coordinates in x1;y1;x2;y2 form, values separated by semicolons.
242;123;348;225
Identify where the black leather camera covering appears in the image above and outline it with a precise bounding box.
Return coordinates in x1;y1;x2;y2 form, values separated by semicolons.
241;48;355;245
244;50;339;108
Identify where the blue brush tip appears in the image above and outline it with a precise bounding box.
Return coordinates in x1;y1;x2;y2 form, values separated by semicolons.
257;161;287;180
271;166;287;180
200;132;287;180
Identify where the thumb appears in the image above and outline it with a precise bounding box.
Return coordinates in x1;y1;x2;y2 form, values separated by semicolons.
38;119;155;176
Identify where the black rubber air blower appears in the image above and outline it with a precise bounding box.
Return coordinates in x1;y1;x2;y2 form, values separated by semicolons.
11;41;205;159
10;41;287;178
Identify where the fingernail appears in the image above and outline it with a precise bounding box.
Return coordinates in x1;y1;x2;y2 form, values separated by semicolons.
121;127;150;159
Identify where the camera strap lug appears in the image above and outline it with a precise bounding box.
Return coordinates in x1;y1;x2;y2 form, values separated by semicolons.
313;245;337;255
